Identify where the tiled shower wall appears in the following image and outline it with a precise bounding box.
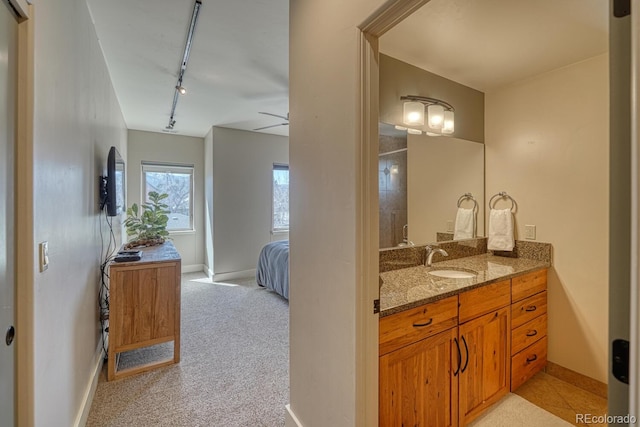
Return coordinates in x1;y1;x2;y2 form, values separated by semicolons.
379;133;407;249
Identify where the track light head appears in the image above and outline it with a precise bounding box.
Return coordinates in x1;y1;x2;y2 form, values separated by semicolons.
176;85;186;95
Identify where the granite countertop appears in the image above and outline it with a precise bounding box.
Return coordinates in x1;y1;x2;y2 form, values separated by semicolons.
379;253;549;317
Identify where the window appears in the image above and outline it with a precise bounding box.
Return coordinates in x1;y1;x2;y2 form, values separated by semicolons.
142;162;194;232
272;164;289;231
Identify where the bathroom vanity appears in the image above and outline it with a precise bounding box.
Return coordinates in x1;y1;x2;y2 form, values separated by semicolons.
378;251;549;426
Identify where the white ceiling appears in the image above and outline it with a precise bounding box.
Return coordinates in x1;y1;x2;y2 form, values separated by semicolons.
380;0;609;92
86;0;608;139
86;0;289;138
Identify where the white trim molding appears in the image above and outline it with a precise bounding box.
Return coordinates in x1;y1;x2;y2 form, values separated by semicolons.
212;268;256;282
285;404;303;427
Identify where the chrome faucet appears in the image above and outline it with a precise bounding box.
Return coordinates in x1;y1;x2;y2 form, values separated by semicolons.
425;246;449;267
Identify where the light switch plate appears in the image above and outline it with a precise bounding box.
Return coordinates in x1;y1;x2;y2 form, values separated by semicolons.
524;225;536;240
39;241;49;272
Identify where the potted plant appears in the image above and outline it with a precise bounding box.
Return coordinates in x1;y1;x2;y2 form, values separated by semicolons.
123;191;171;249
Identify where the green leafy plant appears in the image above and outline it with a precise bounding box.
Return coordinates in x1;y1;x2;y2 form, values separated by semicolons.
124;191;170;247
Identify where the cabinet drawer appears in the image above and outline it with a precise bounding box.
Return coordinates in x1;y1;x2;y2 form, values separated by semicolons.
512;269;547;303
511;336;547;391
379;296;458;356
511;291;547;329
511;314;547;355
459;279;510;323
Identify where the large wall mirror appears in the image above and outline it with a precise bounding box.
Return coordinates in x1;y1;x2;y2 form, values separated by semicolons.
379;54;485;249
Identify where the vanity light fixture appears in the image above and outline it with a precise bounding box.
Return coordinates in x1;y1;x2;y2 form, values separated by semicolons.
403;101;424;126
401;95;455;136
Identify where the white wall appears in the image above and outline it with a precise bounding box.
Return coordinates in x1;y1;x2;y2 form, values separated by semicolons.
127;130;205;272
32;1;127;425
288;0;387;425
208;126;288;279
485;54;609;382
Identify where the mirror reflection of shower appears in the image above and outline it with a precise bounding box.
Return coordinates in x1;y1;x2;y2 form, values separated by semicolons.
379;123;408;248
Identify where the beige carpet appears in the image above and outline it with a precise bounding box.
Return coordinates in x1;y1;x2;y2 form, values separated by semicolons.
471;393;573;427
87;273;289;427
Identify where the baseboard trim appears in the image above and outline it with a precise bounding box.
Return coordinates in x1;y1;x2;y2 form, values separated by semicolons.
182;264;205;274
74;350;104;427
285;404;303;427
213;268;256;282
545;361;607;399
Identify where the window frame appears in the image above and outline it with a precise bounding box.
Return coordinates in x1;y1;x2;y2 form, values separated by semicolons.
272;163;290;233
141;162;195;233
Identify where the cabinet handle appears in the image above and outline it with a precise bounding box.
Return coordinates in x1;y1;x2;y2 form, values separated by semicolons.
412;318;433;328
526;330;538;337
526;354;538;363
454;338;461;376
525;305;537;312
461;335;469;373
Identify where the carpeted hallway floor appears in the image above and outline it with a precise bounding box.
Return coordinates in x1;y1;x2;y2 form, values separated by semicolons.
87;272;289;427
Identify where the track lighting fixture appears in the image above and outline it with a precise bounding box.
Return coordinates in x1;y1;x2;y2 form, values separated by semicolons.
166;0;202;130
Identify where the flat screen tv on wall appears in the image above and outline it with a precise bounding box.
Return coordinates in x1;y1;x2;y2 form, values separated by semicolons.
101;146;125;217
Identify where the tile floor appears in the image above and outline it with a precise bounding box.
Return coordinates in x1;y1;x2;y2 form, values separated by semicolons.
514;371;608;427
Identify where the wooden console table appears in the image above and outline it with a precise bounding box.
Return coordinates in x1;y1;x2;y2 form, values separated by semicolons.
107;241;181;381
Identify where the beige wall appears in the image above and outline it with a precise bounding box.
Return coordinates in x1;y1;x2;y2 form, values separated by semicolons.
32;0;127;424
408;135;485;244
127;130;206;271
380;54;485;143
485;53;609;382
209;127;288;278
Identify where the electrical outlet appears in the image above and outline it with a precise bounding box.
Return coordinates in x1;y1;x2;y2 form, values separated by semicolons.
524;225;536;240
39;241;49;272
446;220;454;232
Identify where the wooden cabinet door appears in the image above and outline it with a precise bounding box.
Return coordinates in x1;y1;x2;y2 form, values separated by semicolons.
458;307;510;425
379;328;459;427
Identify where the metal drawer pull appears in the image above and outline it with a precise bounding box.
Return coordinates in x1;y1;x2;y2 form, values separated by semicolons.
413;318;433;328
526;354;538;363
525;305;537;312
461;335;469;373
454;338;461;376
526;330;538;337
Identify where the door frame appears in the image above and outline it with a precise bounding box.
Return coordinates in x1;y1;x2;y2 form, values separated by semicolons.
356;1;430;424
12;1;34;426
631;0;640;415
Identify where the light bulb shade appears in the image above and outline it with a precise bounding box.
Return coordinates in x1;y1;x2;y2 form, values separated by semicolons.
403;101;424;126
427;104;445;132
442;110;455;134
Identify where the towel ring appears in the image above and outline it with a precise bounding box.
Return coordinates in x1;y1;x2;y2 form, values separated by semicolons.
457;193;478;212
489;191;517;212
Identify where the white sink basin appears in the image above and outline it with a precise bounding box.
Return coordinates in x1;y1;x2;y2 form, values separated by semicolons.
428;269;477;279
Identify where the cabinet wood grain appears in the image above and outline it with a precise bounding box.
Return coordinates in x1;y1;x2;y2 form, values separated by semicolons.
379;327;459;427
380;296;458;356
107;242;181;381
458;279;510;324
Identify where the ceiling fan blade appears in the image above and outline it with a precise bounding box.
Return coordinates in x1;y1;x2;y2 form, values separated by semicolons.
253;123;288;131
259;111;289;121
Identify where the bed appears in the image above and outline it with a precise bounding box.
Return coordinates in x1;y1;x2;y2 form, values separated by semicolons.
256;240;290;299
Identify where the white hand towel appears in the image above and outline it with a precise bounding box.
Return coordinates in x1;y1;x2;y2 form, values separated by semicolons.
488;208;515;251
453;207;474;240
